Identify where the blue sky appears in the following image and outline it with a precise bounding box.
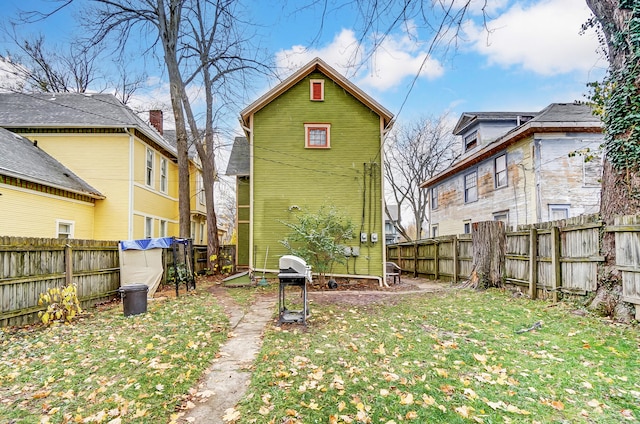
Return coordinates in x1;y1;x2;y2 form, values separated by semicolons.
1;0;606;132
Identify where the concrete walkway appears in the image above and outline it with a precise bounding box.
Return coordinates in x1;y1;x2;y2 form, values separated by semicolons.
180;295;276;423
178;279;449;423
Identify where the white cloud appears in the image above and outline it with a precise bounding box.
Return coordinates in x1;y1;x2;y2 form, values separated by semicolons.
463;0;603;75
275;27;444;92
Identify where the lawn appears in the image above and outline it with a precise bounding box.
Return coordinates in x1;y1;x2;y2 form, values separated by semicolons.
0;281;229;424
2;283;639;424
235;288;640;424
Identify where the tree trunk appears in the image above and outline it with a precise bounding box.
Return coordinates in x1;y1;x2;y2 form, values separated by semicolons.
584;0;640;321
471;221;506;289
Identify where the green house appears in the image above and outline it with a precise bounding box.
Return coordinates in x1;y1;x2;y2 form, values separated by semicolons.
227;58;394;284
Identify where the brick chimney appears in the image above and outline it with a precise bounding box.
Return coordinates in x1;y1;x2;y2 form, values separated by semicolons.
149;110;163;135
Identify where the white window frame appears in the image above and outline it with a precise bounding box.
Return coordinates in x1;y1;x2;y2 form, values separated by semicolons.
431;186;438;209
199;222;205;244
463;220;471;234
310;79;325;101
191;222;196;240
56;220;74;239
464;131;478;151
160;157;168;193
145;217;153;239
197;171;205;205
495;154;508;188
549;204;570;221
431;225;438;238
464;171;478;203
159;220;167;237
493;210;509;226
304;123;331;148
146;148;154;187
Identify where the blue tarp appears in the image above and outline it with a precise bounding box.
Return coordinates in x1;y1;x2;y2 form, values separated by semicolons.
119;237;174;251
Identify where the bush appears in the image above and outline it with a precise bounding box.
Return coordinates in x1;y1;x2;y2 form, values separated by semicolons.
38;284;82;325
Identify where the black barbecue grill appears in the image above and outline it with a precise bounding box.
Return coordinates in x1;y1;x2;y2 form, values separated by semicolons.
277;255;312;325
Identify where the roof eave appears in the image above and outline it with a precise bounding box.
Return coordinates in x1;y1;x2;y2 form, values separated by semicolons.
420;121;602;189
239;58;394;128
1;169;106;200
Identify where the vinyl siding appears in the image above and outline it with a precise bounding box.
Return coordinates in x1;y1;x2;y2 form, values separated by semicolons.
251;71;384;277
0;185;95;238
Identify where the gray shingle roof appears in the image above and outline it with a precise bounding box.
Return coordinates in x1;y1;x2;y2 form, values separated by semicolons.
225;137;249;176
527;102;597;123
0;127;104;198
0;92;176;156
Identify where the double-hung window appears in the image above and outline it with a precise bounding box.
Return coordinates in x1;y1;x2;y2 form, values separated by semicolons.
146;148;154;187
305;123;330;148
495;154;507;188
145;217;153;238
464;171;478;203
160;157;168;193
57;220;74;239
464;131;478;151
431;186;438;209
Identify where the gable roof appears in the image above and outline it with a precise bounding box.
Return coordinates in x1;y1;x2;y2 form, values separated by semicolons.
225;136;249;176
0;92;177;158
453;111;537;135
239;57;394;129
421;103;602;189
0;127;104;199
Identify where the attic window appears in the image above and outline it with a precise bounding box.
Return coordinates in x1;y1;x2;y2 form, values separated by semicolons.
304;123;330;148
464;131;478;151
310;79;324;101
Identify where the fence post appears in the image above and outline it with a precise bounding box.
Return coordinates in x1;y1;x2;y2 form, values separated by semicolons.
529;228;537;299
434;240;440;280
65;244;73;286
453;236;459;284
413;242;418;278
550;226;561;302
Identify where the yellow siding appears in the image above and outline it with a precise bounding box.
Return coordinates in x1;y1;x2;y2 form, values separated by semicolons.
0;185;95;238
24;133;131;240
22;132;183;241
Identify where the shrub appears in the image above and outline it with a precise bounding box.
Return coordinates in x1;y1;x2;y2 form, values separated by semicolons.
38;284;82;325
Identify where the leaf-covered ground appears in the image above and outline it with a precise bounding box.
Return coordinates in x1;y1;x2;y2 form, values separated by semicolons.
0;284;229;424
236;289;640;423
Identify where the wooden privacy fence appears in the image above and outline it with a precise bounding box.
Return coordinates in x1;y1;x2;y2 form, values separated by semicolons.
1;238;239;327
387;214;640;314
0;237;120;327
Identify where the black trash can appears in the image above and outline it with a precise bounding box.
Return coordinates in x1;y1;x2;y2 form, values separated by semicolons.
118;284;148;316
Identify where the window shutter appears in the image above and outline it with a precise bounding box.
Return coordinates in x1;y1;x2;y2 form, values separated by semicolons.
312;82;322;100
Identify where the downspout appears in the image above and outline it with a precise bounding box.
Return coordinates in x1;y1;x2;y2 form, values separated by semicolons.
245;118;255;275
125;127;134;239
533;139;542;222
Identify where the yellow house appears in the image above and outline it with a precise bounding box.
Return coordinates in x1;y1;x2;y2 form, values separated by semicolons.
0;127;104;238
0;93;206;242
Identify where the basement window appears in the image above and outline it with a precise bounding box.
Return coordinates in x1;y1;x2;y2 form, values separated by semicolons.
310;79;324;101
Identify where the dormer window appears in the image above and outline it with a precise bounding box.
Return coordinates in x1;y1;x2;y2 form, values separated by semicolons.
310;79;324;101
464;131;478;151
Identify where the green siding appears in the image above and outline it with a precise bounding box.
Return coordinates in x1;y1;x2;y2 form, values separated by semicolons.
251;71;385;278
237;176;250;267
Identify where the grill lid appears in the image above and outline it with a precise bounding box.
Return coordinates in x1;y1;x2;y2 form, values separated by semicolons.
279;255;312;282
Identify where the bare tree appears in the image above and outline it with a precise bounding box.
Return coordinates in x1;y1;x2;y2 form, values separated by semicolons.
177;0;269;269
384;114;460;241
0;32;99;93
